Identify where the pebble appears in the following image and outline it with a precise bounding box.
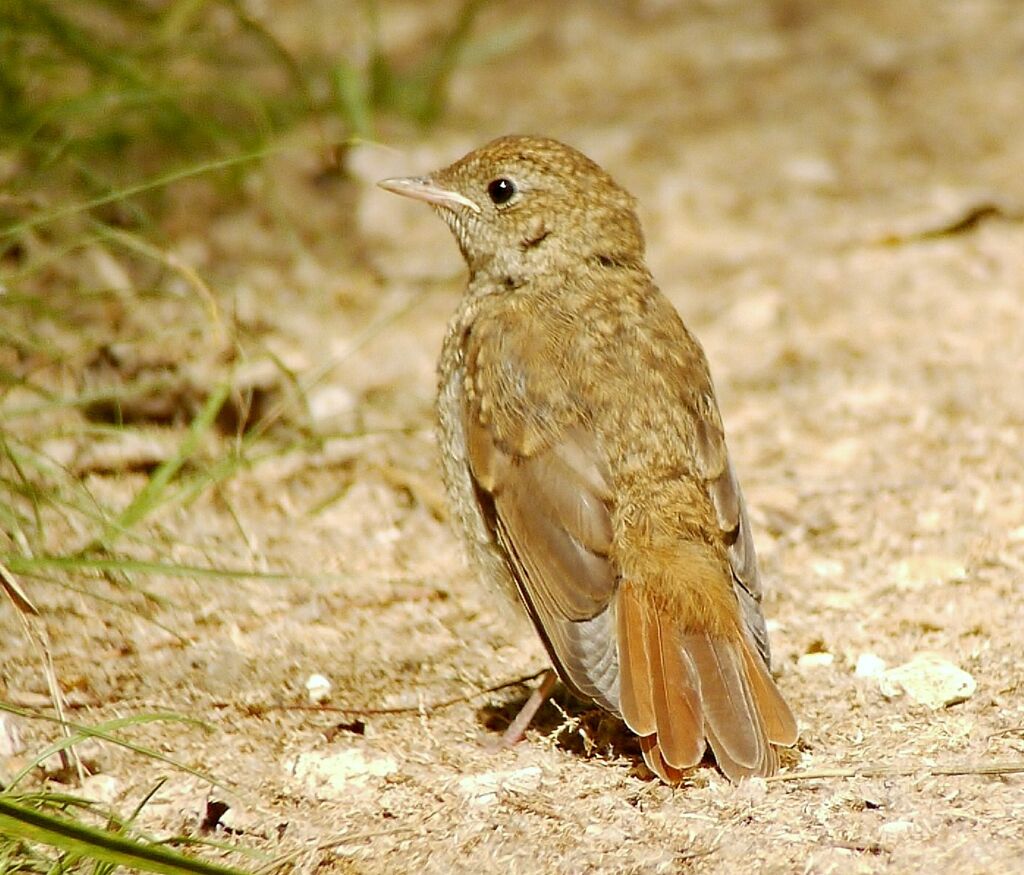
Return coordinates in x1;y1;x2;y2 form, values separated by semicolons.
797;651;835;669
219;804;259;834
457;766;543;806
892;556;967;591
289;749;397;799
305;673;333;704
878;653;976;709
855;653;887;678
811;559;844;579
879;819;915;839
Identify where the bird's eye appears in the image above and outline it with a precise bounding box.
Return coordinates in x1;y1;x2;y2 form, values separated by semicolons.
486;178;516;205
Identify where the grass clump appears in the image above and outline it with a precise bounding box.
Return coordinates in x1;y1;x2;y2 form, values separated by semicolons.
0;0;492;581
0;2;496;870
0;0;310;247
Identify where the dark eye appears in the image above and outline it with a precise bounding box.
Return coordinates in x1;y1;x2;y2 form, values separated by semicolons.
487;178;516;205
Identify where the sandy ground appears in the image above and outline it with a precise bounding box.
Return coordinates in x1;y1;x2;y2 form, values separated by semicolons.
3;2;1024;872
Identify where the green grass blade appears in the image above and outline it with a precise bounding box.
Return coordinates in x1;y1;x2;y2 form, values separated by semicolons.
0;146;282;241
0;709;217;793
0;797;250;875
99;381;231;549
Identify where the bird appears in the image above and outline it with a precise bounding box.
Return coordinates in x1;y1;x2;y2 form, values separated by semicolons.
378;135;797;782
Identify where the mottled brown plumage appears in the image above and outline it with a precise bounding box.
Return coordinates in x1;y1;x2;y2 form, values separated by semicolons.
379;136;797;781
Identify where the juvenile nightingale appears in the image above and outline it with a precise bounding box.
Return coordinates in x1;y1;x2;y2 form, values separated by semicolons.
379;136;797;781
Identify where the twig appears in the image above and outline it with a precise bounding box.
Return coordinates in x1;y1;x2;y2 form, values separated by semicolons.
767;760;1024;782
987;727;1024;739
264;669;547;716
876;201;1024;245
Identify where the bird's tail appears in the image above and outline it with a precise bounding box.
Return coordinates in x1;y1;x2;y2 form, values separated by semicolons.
616;580;797;782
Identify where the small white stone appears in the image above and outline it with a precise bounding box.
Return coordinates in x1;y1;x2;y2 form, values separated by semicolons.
878;653;976;709
332;844;362;858
855;653;888;678
305;673;333;704
307;385;357;424
782;155;838;186
879;819;915;839
891;556;967;591
822;436;862;466
218;804;257;833
916;509;943;532
289;749;397;799
797;651;835;669
457;766;542;807
811;559;844;579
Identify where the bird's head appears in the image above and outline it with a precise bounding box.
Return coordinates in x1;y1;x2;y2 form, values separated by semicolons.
379;136;645;287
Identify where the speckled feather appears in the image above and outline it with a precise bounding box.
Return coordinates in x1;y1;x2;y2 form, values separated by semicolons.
381;136;797;781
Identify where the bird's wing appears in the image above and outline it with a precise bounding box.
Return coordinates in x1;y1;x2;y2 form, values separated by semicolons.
466;412;623;713
461;317;796;780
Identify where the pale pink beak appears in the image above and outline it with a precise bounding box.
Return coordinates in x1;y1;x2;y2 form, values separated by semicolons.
377;176;481;214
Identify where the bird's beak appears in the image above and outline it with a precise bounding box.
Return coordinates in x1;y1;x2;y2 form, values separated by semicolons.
377;176;481;214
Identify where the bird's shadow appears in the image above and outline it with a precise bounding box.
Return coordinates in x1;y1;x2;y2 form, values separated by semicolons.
476;681;800;776
475;683;648;765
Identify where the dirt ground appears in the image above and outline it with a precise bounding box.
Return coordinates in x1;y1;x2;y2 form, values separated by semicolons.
3;2;1024;873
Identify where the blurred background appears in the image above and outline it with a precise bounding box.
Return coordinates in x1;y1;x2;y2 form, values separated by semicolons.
2;2;1023;873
